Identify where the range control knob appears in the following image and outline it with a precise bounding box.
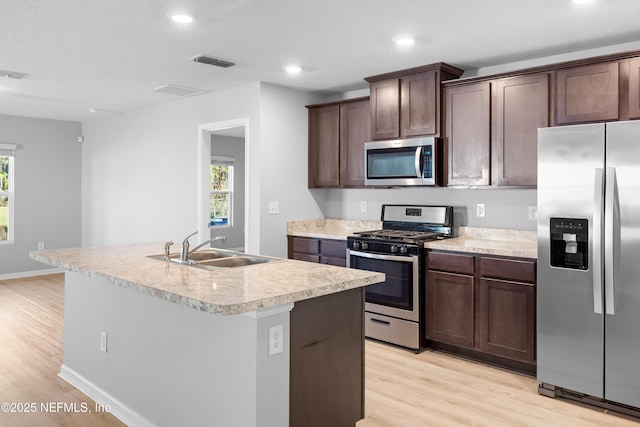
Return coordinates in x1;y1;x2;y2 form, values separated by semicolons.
361;242;369;250
399;246;408;254
353;241;361;250
390;245;398;253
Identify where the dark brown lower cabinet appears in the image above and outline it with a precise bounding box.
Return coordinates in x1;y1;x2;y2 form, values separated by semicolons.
426;250;536;373
426;270;475;348
290;287;364;427
478;277;535;363
288;236;347;267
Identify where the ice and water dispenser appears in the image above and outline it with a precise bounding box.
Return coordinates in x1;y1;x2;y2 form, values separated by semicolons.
550;218;588;270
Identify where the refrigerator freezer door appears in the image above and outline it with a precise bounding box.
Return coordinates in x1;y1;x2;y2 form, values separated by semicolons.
537;124;605;398
604;121;640;408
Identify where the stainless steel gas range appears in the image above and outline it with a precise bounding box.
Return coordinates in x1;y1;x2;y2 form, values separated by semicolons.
347;205;453;351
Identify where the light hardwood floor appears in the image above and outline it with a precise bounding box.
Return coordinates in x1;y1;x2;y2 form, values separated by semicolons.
1;274;639;426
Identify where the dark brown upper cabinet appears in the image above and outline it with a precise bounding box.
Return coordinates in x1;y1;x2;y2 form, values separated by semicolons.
493;73;549;187
444;82;491;186
340;99;371;187
307;97;370;188
308;103;340;187
629;58;640;120
443;73;549;188
555;62;619;125
365;63;464;140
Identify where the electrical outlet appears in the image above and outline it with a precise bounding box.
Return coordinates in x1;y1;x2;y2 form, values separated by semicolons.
528;206;538;221
100;331;108;353
360;201;367;213
268;324;284;356
268;202;279;215
476;204;486;218
37;241;45;250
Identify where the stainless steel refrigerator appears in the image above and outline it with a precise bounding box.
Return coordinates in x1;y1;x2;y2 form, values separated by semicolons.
537;120;640;412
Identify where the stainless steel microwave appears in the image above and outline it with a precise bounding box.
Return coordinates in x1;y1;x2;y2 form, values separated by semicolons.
364;137;442;186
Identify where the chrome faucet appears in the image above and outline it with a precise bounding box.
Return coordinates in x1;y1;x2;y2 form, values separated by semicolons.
180;231;227;263
180;231;199;261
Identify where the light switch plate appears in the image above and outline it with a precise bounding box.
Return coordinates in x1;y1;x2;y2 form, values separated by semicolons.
268;202;279;215
476;204;486;218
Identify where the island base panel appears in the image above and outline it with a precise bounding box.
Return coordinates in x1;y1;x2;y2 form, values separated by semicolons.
290;287;365;427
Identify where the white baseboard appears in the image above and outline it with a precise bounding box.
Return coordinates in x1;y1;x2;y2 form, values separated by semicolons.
0;267;63;281
58;364;156;427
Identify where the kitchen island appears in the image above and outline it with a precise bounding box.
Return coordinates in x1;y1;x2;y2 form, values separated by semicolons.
30;243;384;427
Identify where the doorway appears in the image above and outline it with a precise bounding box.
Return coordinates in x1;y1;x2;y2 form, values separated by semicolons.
197;118;251;253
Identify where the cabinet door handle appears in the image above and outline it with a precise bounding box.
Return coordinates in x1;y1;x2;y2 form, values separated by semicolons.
370;318;391;326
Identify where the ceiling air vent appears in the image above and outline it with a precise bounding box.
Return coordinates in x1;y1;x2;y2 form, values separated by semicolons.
0;69;28;79
191;54;235;68
151;84;205;97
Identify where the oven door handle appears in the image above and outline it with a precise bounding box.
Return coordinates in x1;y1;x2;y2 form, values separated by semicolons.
348;250;417;263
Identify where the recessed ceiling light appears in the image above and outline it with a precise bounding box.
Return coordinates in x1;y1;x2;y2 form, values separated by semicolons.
89;108;123;114
171;14;193;23
285;65;302;74
394;37;415;46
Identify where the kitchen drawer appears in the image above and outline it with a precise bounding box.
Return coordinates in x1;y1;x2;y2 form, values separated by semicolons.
427;252;474;275
321;256;347;267
293;253;320;263
480;257;535;283
321;240;347;258
292;237;320;254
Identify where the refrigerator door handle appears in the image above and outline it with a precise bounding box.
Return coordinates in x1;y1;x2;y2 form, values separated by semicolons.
593;168;604;314
605;167;616;315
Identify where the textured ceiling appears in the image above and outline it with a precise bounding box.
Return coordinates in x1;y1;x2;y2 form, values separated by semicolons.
2;0;640;122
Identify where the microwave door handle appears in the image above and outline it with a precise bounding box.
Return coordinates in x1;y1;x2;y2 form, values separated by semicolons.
414;146;423;178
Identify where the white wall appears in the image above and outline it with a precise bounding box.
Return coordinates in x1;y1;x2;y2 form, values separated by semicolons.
81;83;261;250
316;187;537;231
0;114;81;276
258;84;324;257
81;82;323;258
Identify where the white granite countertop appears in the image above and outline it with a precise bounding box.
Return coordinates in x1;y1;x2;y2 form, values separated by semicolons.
287;218;382;240
425;227;537;259
30;242;384;316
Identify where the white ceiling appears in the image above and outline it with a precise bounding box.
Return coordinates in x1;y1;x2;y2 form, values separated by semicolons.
2;0;640;122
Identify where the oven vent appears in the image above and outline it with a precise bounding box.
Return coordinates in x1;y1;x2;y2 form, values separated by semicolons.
1;69;28;79
190;54;235;68
150;84;206;97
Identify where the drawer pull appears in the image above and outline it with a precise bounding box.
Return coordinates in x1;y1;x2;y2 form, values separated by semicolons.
370;318;391;326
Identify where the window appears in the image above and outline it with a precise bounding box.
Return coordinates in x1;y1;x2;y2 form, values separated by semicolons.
210;156;234;227
0;144;15;243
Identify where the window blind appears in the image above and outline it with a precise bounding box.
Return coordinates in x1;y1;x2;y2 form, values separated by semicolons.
211;155;235;166
0;143;17;157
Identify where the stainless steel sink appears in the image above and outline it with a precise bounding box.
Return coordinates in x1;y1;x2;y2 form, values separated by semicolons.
147;249;277;270
172;250;233;261
199;256;273;268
